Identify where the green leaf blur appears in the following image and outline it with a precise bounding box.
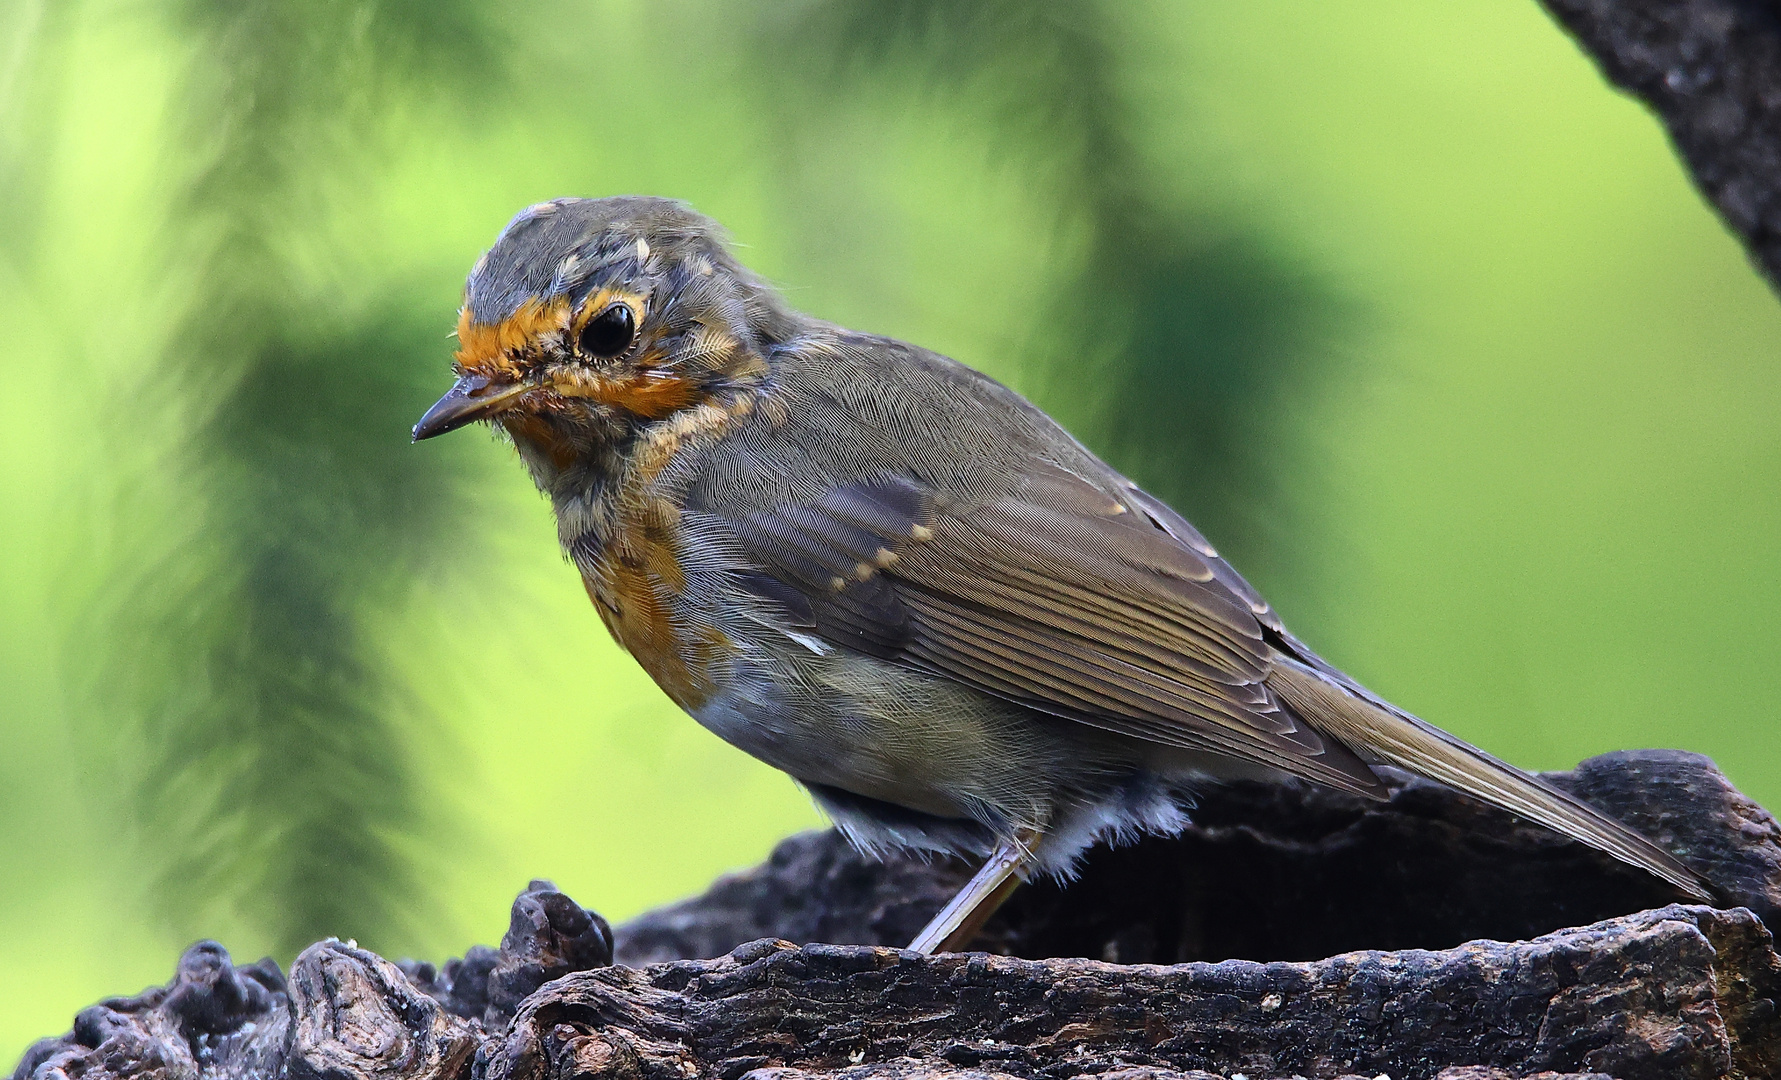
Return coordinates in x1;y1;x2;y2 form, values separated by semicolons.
3;0;1778;1062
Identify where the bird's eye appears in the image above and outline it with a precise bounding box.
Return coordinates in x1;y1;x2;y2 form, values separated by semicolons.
578;303;636;358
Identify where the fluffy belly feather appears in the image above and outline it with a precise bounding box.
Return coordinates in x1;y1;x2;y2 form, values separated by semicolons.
690;641;1087;822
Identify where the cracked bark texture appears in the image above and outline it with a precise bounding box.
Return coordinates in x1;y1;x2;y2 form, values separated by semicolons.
1542;0;1781;290
615;751;1781;967
14;751;1781;1080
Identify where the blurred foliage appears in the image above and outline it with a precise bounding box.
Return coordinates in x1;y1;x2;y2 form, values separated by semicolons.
89;0;497;958
108;308;473;956
4;0;1781;1065
770;0;1343;583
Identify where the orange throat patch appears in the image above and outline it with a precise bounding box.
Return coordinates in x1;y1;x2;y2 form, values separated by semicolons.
502;411;579;472
580;554;729;712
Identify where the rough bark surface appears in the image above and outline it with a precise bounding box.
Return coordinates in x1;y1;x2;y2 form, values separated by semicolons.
1541;0;1781;290
616;751;1781;967
14;751;1781;1080
494;905;1781;1080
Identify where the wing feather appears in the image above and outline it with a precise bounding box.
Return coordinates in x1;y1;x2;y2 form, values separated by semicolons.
674;350;1706;898
703;462;1386;798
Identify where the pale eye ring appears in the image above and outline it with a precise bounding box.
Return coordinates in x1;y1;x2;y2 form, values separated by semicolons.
578;302;636;358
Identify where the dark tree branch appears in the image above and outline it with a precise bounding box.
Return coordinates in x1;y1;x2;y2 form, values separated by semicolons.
1543;0;1781;292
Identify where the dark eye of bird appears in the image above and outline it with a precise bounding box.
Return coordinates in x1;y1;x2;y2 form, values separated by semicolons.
578;303;636;358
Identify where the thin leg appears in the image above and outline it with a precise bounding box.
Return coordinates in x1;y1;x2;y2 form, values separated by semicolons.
907;828;1043;955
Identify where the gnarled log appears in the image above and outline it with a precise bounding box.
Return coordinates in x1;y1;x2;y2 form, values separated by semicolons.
13;751;1781;1080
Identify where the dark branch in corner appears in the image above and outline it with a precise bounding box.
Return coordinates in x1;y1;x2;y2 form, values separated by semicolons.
1543;0;1781;292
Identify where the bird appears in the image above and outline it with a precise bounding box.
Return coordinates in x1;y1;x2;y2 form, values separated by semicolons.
414;196;1711;954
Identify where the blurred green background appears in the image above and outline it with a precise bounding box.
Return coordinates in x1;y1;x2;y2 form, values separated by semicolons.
4;0;1780;1060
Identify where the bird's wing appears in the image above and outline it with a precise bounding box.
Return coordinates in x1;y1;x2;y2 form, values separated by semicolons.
694;460;1713;900
694;459;1389;799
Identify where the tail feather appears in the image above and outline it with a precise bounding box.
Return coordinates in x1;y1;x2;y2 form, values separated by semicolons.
1269;658;1712;902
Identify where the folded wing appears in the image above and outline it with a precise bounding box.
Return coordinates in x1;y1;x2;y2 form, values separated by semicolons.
704;462;1388;799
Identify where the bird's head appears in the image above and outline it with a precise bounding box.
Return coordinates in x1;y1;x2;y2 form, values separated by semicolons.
413;197;793;478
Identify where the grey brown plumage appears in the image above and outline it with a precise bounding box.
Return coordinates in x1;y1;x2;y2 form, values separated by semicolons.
416;196;1711;952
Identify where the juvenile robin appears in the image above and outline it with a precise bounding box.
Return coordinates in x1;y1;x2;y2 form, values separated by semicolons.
415;196;1710;953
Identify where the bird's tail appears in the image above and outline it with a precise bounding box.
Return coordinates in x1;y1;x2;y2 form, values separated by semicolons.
1268;657;1712;902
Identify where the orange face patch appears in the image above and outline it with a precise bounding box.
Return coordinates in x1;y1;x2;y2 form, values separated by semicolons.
457;289;690;421
455;296;572;375
459;292;723;436
551;370;699;420
454;287;643;371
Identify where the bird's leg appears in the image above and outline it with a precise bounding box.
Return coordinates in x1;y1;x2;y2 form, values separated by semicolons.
907;827;1043;954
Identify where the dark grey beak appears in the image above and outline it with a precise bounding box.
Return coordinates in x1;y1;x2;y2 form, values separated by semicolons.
412;374;533;441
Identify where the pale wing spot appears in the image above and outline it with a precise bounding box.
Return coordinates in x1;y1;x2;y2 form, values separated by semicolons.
783;630;836;657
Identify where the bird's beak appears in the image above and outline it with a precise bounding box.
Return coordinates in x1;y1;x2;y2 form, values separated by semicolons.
412;374;534;441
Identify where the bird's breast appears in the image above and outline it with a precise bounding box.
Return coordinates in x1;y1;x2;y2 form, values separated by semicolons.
558;394;766;710
570;497;732;712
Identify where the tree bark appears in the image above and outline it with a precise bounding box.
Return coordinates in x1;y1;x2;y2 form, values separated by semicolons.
14;751;1781;1080
1542;0;1781;291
